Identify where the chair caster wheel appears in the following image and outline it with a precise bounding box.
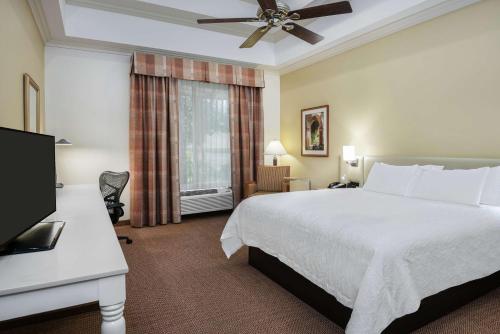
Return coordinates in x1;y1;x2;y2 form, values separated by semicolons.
126;239;133;244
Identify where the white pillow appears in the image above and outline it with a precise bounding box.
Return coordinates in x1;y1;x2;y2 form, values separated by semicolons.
364;163;419;196
407;168;489;206
480;166;500;206
405;165;445;195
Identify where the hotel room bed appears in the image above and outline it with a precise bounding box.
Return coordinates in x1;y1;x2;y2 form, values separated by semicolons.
221;157;500;334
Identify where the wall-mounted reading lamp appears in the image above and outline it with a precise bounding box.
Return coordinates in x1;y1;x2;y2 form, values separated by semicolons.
342;145;359;167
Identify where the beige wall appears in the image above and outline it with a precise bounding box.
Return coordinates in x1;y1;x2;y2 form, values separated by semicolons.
280;0;500;189
263;69;281;165
46;46;131;219
0;0;44;131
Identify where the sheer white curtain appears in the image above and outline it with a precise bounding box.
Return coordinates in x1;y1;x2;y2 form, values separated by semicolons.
179;80;231;192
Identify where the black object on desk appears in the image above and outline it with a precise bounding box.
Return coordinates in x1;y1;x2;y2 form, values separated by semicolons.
0;127;62;256
327;181;359;189
0;221;65;255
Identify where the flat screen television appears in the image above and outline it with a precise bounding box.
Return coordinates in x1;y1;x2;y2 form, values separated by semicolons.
0;127;62;254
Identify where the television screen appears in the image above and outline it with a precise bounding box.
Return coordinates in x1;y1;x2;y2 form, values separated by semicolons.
0;127;56;248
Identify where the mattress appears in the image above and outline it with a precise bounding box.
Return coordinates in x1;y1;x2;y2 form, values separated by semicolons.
221;189;500;334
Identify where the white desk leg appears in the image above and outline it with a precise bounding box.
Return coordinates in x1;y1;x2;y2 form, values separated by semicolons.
99;275;126;334
101;302;125;334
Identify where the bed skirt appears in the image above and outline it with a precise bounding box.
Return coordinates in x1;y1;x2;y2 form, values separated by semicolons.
248;246;500;333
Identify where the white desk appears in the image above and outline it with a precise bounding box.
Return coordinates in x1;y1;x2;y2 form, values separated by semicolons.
0;185;129;334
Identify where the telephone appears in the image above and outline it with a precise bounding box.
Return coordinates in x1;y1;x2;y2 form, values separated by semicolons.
328;181;360;189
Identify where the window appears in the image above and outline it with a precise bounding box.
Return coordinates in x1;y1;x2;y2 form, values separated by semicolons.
179;80;231;192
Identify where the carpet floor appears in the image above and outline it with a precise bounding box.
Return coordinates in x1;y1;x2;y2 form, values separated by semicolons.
1;213;500;334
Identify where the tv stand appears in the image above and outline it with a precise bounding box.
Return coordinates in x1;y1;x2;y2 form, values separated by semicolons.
0;221;65;255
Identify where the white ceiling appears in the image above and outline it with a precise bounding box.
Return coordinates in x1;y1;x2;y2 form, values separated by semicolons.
29;0;479;73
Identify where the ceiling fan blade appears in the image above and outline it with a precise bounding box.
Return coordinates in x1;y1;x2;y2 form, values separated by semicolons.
288;1;353;20
282;23;324;45
240;25;272;48
197;18;261;24
257;0;278;12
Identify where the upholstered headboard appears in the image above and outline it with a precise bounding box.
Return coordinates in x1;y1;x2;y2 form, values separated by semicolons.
362;156;500;185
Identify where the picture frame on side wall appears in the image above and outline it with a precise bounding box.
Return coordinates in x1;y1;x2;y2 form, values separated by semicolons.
23;73;41;133
301;105;329;157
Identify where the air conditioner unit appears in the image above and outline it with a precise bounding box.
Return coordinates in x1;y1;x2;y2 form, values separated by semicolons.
180;189;234;215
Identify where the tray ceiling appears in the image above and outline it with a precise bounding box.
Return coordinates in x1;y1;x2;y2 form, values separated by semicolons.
29;0;479;73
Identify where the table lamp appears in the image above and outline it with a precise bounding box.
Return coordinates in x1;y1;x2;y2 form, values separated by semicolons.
265;140;287;166
55;139;72;146
55;138;72;188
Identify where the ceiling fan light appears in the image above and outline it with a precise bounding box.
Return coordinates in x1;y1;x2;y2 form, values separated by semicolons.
264;8;276;16
257;1;290;19
200;0;352;48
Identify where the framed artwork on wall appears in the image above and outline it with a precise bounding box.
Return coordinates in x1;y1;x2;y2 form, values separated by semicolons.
23;73;41;133
301;105;329;157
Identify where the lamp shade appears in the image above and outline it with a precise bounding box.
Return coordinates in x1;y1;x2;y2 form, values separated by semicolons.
342;145;356;161
265;140;287;156
55;138;72;146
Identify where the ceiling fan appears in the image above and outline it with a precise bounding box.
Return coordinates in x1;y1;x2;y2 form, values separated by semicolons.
197;0;353;48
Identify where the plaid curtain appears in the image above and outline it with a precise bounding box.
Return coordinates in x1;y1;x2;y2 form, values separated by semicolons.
130;52;264;224
132;52;265;88
229;85;264;205
130;74;181;227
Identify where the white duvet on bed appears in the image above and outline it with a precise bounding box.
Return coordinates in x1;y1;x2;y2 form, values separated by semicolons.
221;189;500;334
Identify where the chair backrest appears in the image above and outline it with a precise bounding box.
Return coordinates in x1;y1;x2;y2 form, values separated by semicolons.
99;171;130;203
256;165;290;192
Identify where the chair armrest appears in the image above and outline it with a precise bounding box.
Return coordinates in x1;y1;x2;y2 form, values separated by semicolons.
244;182;257;198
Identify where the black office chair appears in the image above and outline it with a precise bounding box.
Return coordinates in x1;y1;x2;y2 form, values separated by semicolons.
99;171;132;244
